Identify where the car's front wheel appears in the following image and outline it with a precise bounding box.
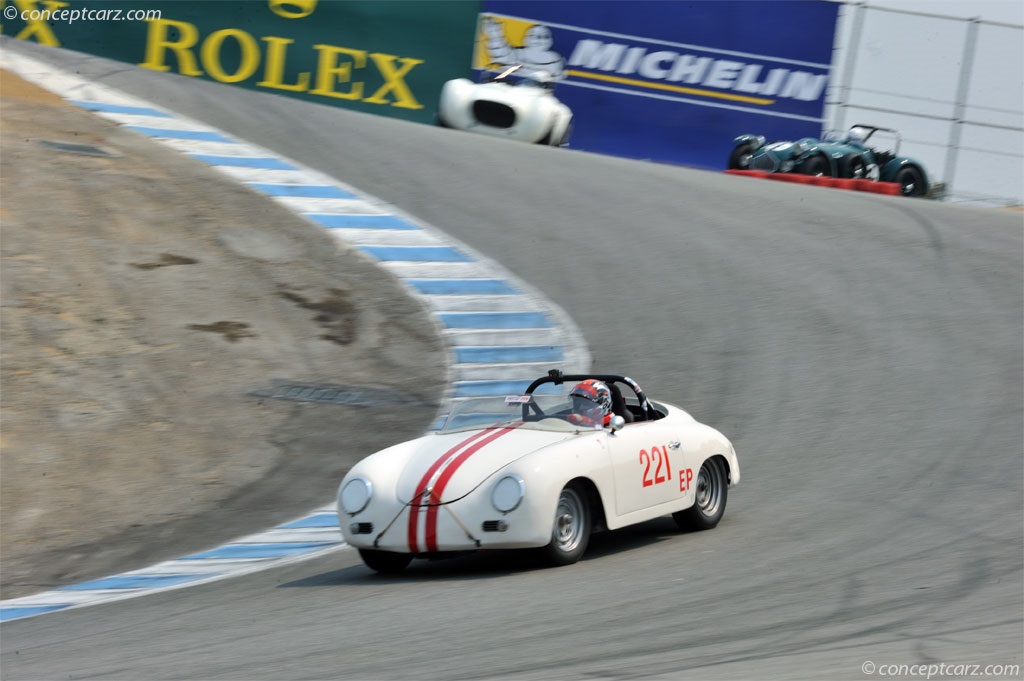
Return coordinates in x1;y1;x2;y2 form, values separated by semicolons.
673;457;728;531
728;143;756;169
359;549;413;574
539;484;591;566
556;118;573;147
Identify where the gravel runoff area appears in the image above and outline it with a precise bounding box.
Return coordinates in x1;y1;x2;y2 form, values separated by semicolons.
0;70;447;599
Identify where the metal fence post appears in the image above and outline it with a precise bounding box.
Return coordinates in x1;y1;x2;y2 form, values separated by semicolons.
943;17;981;195
834;1;867;133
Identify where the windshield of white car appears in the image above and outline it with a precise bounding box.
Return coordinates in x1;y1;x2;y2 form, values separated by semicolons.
440;395;592;433
483;67;555;89
522;76;554;89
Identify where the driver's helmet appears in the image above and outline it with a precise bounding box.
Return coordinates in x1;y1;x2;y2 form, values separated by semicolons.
568;379;613;426
847;126;869;145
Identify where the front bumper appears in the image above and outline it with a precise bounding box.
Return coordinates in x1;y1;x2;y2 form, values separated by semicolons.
338;490;552;555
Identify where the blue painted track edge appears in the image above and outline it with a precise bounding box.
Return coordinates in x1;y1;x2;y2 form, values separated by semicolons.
0;44;591;622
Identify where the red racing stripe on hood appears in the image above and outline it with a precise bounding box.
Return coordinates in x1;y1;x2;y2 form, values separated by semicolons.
424;424;522;552
406;428;496;553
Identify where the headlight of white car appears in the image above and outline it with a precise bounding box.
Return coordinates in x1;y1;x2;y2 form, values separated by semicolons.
492;475;525;513
341;477;372;515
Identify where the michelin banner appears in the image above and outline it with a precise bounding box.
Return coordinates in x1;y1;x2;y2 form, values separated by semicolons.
1;0;480;123
477;0;839;169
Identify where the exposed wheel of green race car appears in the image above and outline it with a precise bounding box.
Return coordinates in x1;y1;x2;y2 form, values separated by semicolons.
895;165;927;196
728;143;756;170
673;457;728;531
839;153;868;179
798;154;830;177
359;549;413;574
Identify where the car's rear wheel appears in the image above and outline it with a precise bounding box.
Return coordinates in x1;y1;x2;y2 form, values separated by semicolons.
539;484;591;566
798;154;830;177
895;165;926;196
839;153;867;179
728;142;756;169
673;457;728;531
359;549;413;574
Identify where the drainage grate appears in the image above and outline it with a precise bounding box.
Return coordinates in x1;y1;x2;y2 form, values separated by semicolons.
38;139;118;157
251;381;420;407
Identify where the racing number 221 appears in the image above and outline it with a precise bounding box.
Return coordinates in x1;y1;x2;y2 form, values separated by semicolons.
640;446;672;487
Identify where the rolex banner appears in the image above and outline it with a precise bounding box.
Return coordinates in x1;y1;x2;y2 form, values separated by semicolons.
1;0;481;123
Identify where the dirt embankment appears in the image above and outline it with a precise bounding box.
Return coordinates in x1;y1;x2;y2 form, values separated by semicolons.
0;70;446;599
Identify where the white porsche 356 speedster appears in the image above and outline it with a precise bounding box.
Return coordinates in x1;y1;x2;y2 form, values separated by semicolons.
436;65;573;147
336;371;740;573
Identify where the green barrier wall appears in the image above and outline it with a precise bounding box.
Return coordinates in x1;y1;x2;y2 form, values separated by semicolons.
2;0;481;123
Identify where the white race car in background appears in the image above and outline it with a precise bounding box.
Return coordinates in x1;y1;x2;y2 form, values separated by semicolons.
436;65;573;147
337;371;740;573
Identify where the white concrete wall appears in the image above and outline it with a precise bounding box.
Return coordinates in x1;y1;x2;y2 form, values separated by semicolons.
825;0;1023;206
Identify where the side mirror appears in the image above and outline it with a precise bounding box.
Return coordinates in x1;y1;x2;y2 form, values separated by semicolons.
608;415;625;432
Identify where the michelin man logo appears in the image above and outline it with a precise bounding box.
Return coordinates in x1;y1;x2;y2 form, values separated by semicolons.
268;0;318;18
479;16;565;80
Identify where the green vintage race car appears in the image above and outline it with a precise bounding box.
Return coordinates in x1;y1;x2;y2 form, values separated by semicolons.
728;124;932;197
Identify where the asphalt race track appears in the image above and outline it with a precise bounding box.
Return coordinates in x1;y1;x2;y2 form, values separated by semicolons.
2;42;1022;681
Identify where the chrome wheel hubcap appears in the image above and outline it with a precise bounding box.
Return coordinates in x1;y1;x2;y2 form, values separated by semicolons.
695;461;723;517
554;489;584;552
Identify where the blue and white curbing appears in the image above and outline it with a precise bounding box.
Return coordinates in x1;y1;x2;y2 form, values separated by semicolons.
0;49;590;622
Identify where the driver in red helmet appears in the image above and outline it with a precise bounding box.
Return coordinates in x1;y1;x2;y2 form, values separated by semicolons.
567;379;613;427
